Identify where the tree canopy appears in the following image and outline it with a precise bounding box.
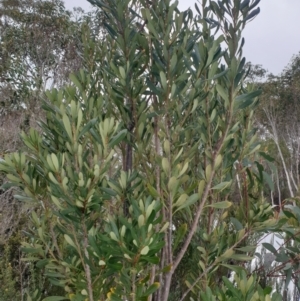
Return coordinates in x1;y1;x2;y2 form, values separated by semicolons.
1;1;300;301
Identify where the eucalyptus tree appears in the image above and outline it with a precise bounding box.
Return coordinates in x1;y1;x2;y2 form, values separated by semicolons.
254;52;300;203
0;0;84;116
249;53;300;301
0;0;291;301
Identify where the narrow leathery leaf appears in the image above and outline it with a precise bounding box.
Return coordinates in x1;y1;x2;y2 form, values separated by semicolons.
7;174;21;183
70;73;83;92
109;129;127;148
49;172;59;184
78;118;97;138
235;89;261;109
240;0;250;10
178;162;189;178
259;151;275;162
174;148;183;162
162;157;170;174
236;246;257;252
173;223;187;251
161;264;172;273
62;114;72;140
215;154;222;168
247;144;261;156
205;164;212;180
146;183;159;198
199;260;206;272
216;84;229;102
238;229;246;240
185;280;195;293
62;177;68;190
163;140;170;155
160;222;169;233
141;246;150;255
210;109;217;122
160;71;167;90
246;275;254;291
110;232;119;242
244;7;260;22
81;289;88;296
231;254;254;261
168;176;179;193
174;194;188;207
175;193;199;212
144;283;160;296
191;99;198;113
263;171;274;191
221;264;244;274
47;155;55;171
119;66;126;79
138;215;145;227
75;200;84;208
51;196;63;209
171;83;176;97
262;243;277;254
213;69;228;80
139;199;145;211
146;202;154;219
64;235;77;249
51;153;59;171
77;108;83;131
219;249;234;260
38;227;43;241
120;225;126;237
212;181;231;191
14;195;34;201
207;201;232;209
20;153;26;167
198;180;206;198
42;297;67;301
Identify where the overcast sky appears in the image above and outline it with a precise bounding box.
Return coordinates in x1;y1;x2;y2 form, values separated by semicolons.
64;0;300;75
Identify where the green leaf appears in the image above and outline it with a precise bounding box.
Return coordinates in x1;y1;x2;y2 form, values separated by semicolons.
174;193;199;212
221;263;245;274
160;71;167;90
230;254;253;261
211;181;231;191
205;164;212;180
78;118;98;138
70;74;83;92
64;234;77;249
109;129;127;148
262;243;277;254
216;84;229;103
42;297;67;301
141;246;150;255
271;292;283;301
263;171;274;191
230;217;243;230
62;114;72;140
107;293;123;301
259;151;275;162
207;201;232;209
173;223;187;251
143;282;160;296
234;89;261;109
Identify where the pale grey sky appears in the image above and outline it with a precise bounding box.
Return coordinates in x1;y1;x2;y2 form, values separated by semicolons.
64;0;300;75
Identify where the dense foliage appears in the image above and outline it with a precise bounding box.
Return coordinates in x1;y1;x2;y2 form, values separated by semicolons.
1;0;300;300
